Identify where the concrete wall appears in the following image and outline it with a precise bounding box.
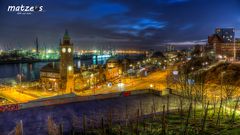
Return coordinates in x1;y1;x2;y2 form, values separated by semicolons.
1;89;172;112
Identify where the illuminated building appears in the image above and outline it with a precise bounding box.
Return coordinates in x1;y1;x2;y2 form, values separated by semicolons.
40;30;80;92
105;58;122;80
105;57;132;79
166;45;175;52
215;28;235;43
208;28;240;60
75;66;105;90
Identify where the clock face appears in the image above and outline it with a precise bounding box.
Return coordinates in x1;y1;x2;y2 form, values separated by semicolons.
62;48;66;53
68;48;72;53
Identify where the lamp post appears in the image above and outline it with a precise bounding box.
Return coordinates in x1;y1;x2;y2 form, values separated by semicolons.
233;28;240;61
150;84;154;89
220;71;226;100
234;28;236;61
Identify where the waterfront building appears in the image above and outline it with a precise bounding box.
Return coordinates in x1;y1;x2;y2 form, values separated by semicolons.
40;30;81;92
74;65;106;90
105;57;123;80
40;31;135;92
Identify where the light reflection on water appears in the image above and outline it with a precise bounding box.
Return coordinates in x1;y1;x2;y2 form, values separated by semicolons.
0;57;109;84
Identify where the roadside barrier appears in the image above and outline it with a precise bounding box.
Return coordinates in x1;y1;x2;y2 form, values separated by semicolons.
0;104;19;112
1;88;173;112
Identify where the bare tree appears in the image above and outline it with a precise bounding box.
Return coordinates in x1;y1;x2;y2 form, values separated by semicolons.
47;116;60;135
222;77;238;116
15;120;23;135
223;78;237;101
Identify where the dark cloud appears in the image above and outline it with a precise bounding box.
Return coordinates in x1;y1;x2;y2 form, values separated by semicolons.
0;0;239;50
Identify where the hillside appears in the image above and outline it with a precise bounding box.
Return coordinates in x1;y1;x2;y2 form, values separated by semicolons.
205;62;240;86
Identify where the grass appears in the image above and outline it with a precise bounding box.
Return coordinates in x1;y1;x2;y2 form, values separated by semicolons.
76;107;240;135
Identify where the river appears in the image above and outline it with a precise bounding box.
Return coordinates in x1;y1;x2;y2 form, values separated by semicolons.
0;57;109;84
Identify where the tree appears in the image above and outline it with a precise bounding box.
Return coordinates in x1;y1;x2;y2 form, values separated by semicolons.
47;116;60;135
223;77;237;101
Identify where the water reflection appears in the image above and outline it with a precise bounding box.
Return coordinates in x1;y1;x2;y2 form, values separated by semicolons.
0;57;109;84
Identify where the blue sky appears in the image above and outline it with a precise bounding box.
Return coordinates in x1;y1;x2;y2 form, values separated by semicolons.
0;0;239;49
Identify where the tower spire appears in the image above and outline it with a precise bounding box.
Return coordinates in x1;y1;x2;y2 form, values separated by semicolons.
64;29;70;40
63;29;70;44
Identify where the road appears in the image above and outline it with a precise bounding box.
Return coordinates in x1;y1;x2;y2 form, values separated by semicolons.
0;68;168;104
77;70;167;96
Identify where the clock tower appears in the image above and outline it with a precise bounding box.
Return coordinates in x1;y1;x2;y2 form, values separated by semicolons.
60;30;74;92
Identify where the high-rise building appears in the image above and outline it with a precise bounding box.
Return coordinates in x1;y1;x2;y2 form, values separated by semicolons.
166;45;175;52
215;28;235;43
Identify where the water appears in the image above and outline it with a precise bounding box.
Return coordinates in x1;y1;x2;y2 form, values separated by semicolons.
0;57;109;84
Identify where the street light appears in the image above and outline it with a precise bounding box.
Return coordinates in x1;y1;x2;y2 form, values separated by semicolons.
221;71;226;99
68;66;73;71
234;28;236;61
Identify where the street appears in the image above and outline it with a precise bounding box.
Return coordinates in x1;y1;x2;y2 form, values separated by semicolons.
0;69;168;104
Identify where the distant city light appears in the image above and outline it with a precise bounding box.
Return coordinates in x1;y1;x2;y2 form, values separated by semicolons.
173;70;178;75
47;49;53;53
218;55;223;59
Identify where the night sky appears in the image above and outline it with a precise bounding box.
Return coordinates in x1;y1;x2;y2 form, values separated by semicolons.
0;0;239;50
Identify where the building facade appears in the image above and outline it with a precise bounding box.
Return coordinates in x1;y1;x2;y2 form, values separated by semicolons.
208;28;239;60
40;30;79;93
215;28;235;43
59;30;74;92
40;31;133;92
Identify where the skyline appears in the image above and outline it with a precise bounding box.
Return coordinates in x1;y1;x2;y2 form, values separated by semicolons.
0;0;240;49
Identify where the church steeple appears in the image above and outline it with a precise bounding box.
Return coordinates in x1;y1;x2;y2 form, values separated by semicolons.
64;29;68;36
